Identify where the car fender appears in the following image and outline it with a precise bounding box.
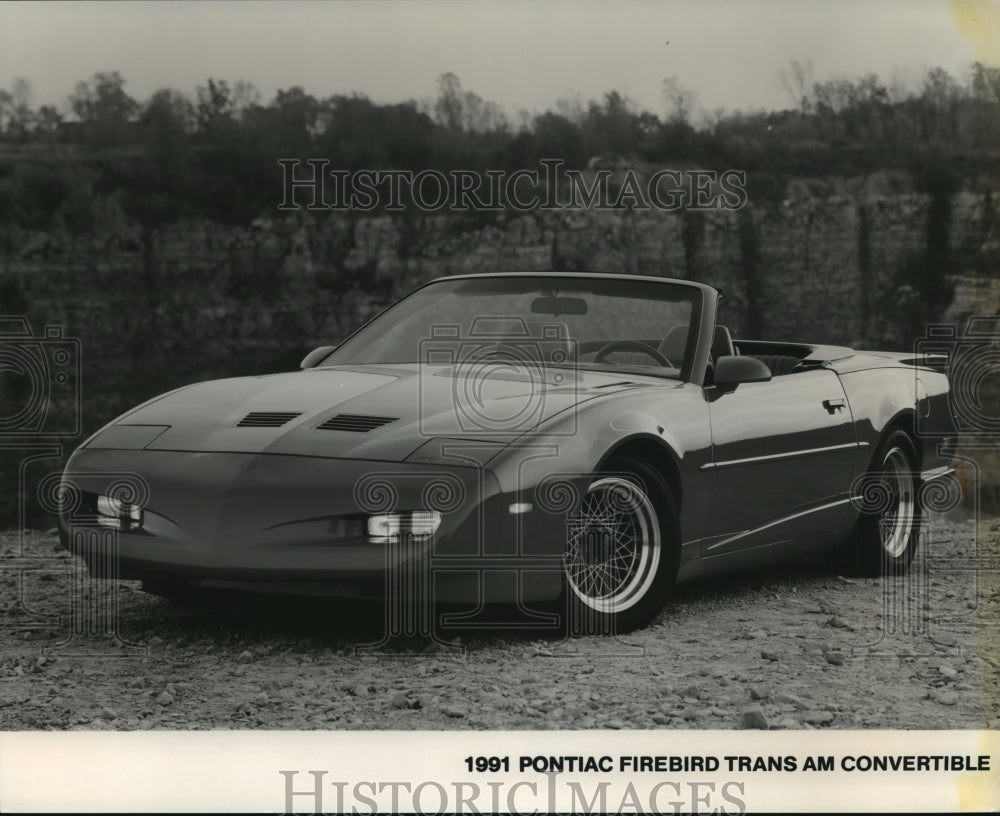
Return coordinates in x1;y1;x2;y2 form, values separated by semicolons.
485;383;712;547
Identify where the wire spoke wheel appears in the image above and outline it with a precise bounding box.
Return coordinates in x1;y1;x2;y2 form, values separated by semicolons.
564;476;661;613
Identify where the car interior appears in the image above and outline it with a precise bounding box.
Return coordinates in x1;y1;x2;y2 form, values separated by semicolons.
479;317;814;384
597;323;809;380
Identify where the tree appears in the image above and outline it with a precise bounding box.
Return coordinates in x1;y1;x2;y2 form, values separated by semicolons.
140;89;195;141
777;58;816;113
0;78;36;141
68;71;138;145
433;72;507;133
662;76;696;124
195;78;235;135
33;106;62;142
581;90;640;157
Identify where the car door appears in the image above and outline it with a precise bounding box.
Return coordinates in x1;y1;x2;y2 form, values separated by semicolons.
701;367;861;558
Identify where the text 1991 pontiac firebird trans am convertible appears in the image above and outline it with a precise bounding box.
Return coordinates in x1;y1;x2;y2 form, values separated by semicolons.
59;273;956;633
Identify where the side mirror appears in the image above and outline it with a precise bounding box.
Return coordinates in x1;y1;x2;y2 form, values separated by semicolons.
713;355;771;387
300;345;337;369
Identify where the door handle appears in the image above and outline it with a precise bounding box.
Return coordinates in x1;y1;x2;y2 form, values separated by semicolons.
822;398;846;414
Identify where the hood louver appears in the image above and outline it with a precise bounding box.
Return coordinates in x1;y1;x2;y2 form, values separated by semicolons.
316;414;398;433
236;411;303;428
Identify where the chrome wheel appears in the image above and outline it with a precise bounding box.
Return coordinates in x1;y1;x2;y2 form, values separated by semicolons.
564;476;661;613
879;446;915;558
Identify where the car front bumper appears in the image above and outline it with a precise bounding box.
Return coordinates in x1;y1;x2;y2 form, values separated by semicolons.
58;449;569;604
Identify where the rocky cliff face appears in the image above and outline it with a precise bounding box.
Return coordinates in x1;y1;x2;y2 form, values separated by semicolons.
1;176;998;522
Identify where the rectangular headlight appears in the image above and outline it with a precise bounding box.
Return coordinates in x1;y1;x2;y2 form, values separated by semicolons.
367;511;441;542
96;494;142;525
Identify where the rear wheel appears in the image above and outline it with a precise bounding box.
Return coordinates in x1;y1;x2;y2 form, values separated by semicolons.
839;430;921;576
562;456;679;634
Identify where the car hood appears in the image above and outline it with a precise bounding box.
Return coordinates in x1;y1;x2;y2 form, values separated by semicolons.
90;364;650;463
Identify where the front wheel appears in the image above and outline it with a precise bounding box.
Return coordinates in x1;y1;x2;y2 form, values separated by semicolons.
562;456;679;634
839;430;921;577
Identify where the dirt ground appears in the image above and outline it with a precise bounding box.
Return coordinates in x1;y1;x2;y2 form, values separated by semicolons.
1;512;998;731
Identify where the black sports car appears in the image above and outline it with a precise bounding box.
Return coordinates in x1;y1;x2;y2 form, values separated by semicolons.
58;273;956;632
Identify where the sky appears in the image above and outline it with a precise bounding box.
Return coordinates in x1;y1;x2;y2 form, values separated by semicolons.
0;0;994;119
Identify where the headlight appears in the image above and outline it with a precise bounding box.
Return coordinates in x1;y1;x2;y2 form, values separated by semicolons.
95;494;143;529
367;511;441;542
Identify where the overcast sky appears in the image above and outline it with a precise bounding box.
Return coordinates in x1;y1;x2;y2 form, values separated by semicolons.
0;0;994;119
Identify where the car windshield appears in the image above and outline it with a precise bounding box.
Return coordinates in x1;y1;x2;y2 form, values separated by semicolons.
322;275;699;377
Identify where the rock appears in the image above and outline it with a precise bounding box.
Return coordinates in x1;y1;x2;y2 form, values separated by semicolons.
749;685;769;701
99;707;117;720
772;718;800;730
824;651;846;666
148;636;164;647
775;692;805;709
651;713;670;725
156;692;174;706
826;616;851;629
237;650;254;664
352;684;369;698
390;692;410;709
441;705;467;718
761;650;781;662
679;684;699;698
254;692;269;705
938;665;958;679
931;690;958;706
801;710;834;725
740;707;769;729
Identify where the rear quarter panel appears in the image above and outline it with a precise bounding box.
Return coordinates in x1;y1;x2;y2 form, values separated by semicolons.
835;360;954;479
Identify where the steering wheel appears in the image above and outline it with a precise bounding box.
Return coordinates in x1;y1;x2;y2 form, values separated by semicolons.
593;340;673;367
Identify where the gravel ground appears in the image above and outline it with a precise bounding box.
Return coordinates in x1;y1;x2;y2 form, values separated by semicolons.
1;513;998;731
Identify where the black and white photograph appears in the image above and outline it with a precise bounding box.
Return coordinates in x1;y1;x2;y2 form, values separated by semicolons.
0;0;998;811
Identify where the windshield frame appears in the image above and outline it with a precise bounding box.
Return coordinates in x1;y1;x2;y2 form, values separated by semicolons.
312;272;716;383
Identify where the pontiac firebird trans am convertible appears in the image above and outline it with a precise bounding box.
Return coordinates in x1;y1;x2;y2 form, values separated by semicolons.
58;272;956;633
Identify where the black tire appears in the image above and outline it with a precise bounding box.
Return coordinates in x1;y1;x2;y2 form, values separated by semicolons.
561;455;680;635
838;430;921;577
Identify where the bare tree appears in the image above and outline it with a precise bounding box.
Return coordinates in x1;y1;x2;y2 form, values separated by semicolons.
777;58;816;113
662;76;697;124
